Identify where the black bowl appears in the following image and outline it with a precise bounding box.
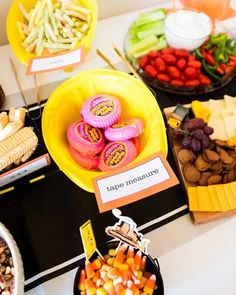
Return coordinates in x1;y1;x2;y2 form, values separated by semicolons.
73;240;164;295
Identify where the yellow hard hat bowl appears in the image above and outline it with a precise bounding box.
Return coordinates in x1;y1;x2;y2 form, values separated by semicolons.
42;69;168;192
6;0;97;66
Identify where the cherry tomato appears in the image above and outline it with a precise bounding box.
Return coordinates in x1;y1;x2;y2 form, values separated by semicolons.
161;47;175;54
188;60;202;69
170;79;185;86
144;65;158;77
185;79;200;87
184;67;197;79
139;55;148;69
198;74;211;85
161;53;177;65
154;57;166;72
168;66;181;79
174;48;189;59
148;50;160;59
157;74;170;82
176;59;187;70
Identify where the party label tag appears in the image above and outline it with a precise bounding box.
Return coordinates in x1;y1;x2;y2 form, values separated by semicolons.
25;46;86;75
80;220;97;259
93;151;179;213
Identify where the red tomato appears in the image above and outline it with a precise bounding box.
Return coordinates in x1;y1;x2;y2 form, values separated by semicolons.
188;60;202;69
139;55;148;69
161;47;175;54
168;66;181;79
144;65;158;77
157;74;170;82
185;79;200;87
161;54;177;65
148;50;160;59
176;59;187;70
188;55;196;61
184;67;197;79
154;57;166;72
198;74;211;85
170;79;185;86
174;48;189;58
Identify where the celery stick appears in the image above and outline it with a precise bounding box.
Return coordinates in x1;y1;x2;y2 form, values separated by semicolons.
129;20;164;37
134;9;166;27
133;39;167;59
136;21;164;39
128;34;158;55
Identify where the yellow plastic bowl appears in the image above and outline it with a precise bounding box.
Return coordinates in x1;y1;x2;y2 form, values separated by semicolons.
6;0;97;65
42;69;168;192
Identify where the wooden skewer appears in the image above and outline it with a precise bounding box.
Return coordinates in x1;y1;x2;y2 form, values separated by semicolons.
112;44;143;81
96;48;118;70
9;57;29;109
9;57;42;120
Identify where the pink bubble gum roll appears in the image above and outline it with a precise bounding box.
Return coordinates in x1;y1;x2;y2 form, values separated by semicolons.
68;145;99;170
67;121;105;156
104;118;144;141
98;140;137;171
81;94;121;128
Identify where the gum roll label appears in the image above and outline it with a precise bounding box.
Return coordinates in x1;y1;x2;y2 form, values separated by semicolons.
105;143;126;166
78;123;101;143
90;97;114;117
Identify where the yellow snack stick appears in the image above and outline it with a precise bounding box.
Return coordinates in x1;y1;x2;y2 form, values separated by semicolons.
18;2;29;21
17;22;26;40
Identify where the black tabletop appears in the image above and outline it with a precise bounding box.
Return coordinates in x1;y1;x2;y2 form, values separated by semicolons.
0;75;236;291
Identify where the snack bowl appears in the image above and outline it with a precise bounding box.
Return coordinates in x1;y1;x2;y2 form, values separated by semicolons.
42;69;168;192
164;9;212;51
73;240;164;295
6;0;97;66
0;222;24;295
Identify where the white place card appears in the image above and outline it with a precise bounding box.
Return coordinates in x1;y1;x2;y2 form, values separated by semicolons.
25;46;86;75
93;152;179;212
0;154;50;187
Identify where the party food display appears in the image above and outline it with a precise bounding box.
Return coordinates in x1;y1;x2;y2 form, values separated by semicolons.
125;8;236;94
0;107;38;171
0;237;15;295
67;94;144;171
165;95;236;215
16;0;92;56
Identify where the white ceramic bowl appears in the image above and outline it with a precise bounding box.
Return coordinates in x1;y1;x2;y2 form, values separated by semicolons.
164;9;212;51
0;222;24;295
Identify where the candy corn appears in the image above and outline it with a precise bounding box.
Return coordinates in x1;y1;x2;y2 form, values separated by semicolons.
96;287;108;295
134;250;142;271
113;244;127;268
144;274;156;295
78;269;86;291
141;255;147;271
127;280;140;295
114;282;126;295
103;280;116;295
78;245;157;295
92;258;102;270
85;278;97;295
127;246;134;258
85;260;95;279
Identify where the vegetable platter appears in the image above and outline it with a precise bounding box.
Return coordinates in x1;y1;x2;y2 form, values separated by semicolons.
124;8;236;95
